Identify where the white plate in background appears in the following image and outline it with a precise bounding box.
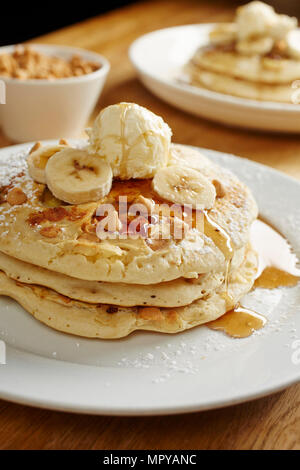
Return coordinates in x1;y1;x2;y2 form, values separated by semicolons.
0;141;299;415
129;24;300;133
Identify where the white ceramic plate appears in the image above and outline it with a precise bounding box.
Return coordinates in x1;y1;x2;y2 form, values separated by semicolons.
0;141;300;416
129;24;300;133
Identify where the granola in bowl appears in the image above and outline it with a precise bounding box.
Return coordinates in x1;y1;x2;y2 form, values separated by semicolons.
0;45;101;80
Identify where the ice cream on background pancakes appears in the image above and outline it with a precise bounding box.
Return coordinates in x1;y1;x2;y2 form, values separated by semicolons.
186;1;300;102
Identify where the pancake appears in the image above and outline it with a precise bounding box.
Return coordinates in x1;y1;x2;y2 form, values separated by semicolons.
191;47;300;84
185;25;300;103
186;63;293;102
0;247;245;307
0;144;257;284
0;246;258;339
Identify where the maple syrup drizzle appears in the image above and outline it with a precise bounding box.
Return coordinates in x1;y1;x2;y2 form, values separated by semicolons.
207;219;300;339
254;267;299;289
203;210;234;295
203;211;233;260
109;179;157;203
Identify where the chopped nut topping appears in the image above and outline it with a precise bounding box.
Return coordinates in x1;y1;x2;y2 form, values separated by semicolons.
0;45;100;80
77;233;99;243
81;221;97;234
40;226;61;238
146;238;169;251
212;179;226;198
185;274;204;284
68;207;87;221
44;207;68;222
29;142;42;154
7;187;27;205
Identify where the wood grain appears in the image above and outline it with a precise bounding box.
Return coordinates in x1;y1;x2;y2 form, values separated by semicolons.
0;0;299;450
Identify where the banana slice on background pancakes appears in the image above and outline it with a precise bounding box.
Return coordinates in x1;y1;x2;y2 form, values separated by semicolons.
209;23;237;45
45;148;113;204
236;36;274;56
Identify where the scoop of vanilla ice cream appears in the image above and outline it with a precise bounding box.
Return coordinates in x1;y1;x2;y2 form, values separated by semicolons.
88;103;172;179
236;2;277;40
236;1;297;41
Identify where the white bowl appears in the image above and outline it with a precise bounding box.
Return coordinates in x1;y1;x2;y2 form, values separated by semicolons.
129;24;300;133
0;44;110;142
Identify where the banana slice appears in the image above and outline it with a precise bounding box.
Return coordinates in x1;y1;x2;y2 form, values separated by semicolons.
209;23;237;46
152;166;216;209
45;148;113;205
286;30;300;59
236;37;274;56
27;144;68;184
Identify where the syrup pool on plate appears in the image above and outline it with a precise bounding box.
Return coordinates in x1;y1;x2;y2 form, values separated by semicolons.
208;306;267;338
251;219;300;289
207;219;300;339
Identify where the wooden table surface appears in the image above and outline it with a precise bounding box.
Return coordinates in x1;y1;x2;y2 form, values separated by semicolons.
0;0;299;450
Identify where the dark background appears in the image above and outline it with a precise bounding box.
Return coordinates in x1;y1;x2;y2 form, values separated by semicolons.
1;1;300;47
0;1;137;46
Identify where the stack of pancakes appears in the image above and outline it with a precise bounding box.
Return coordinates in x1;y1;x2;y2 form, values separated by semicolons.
185;1;300;103
186;43;300;102
0;143;258;339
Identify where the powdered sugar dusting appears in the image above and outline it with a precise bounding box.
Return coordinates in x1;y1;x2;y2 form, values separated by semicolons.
0;148;29;188
0;147;39;229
